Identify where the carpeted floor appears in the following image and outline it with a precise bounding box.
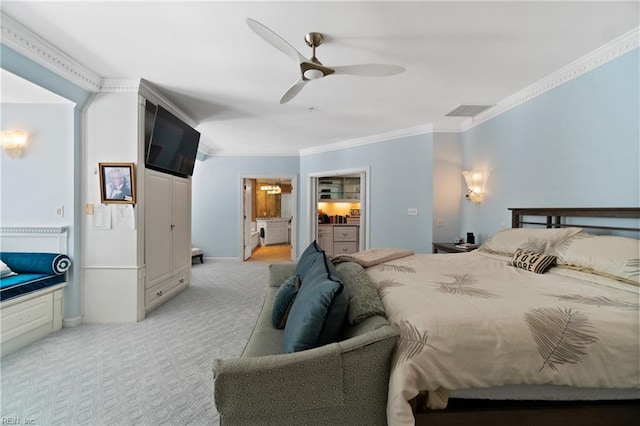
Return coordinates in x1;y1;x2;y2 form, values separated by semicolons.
0;260;269;425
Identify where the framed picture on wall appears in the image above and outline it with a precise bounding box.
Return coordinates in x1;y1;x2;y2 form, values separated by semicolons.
99;162;136;204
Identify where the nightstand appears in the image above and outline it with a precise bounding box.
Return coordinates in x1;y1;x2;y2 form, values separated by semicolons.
432;242;477;254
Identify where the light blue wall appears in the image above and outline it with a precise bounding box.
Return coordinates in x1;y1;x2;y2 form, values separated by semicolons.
461;49;640;243
1;104;74;227
1;44;93;322
191;155;299;258
3;41;637;311
432;132;463;243
299;134;434;255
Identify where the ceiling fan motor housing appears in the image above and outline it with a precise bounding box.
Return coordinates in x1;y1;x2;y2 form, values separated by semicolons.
305;32;324;48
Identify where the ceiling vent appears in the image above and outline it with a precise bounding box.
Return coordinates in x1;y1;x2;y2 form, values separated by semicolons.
445;105;493;117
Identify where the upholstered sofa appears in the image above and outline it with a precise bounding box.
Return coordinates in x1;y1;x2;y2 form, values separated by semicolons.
213;259;399;425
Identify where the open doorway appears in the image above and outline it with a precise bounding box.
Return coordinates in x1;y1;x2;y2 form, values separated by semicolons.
308;168;370;256
241;176;296;262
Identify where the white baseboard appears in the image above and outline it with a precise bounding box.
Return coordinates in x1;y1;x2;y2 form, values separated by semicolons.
63;316;82;328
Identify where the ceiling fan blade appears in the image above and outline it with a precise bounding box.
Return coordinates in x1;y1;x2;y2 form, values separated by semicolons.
280;78;307;104
246;18;306;63
332;64;406;77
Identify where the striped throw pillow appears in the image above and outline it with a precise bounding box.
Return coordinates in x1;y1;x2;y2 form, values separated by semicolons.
510;249;556;274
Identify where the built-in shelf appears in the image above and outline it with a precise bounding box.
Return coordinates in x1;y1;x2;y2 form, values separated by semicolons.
318;177;361;202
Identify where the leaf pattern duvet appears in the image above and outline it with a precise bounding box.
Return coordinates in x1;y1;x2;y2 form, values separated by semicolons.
365;251;640;426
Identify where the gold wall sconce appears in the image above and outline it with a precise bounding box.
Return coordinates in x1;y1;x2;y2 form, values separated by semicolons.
462;169;488;204
1;130;29;158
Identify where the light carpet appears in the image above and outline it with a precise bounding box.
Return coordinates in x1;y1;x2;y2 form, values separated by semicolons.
0;260;270;425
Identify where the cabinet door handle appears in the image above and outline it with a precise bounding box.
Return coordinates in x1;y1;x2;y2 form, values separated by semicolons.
179;278;184;283
341;247;349;252
157;290;163;297
342;232;348;236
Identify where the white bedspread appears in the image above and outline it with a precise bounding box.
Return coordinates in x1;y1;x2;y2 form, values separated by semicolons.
365;251;640;426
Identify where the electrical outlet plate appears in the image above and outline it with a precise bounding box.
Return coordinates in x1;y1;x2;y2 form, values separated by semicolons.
55;205;64;217
407;208;418;216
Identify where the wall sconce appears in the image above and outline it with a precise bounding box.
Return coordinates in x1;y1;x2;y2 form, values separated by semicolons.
1;130;29;158
462;169;488;204
260;184;281;194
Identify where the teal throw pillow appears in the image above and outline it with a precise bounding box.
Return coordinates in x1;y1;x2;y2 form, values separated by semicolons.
271;275;300;329
295;240;324;282
283;253;348;353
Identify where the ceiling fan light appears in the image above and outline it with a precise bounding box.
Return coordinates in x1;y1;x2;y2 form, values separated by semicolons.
303;69;324;80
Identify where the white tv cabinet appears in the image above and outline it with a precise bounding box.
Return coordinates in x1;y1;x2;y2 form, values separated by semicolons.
144;169;191;313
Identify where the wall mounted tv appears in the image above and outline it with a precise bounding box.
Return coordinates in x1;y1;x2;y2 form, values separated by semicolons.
145;103;200;178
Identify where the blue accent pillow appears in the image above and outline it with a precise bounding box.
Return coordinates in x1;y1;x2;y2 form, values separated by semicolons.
271;275;300;329
295;240;324;282
0;252;71;275
283;253;349;353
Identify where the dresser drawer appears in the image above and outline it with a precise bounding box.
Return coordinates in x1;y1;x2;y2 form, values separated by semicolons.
333;227;358;242
146;273;188;308
334;242;358;255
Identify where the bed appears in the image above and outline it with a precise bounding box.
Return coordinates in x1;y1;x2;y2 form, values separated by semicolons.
363;208;640;425
1;227;71;356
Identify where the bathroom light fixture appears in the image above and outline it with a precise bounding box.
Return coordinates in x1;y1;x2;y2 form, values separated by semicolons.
462;169;488;204
1;130;29;158
260;184;282;194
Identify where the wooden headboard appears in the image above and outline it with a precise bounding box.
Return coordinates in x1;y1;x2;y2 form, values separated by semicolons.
0;227;69;254
509;208;640;233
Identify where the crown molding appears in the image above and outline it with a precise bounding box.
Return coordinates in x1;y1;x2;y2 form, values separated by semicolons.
100;79;140;92
300;124;434;156
432;123;464;133
1;12;102;92
208;149;300;157
460;26;640;132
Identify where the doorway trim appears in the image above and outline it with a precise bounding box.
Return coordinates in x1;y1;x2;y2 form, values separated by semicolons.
239;174;297;261
308;167;370;252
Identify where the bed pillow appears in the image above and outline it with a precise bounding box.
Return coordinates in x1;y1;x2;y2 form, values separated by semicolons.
335;262;386;324
0;252;71;275
271;275;300;329
1;260;17;278
510;249;557;274
283;253;348;353
295;240;324;282
478;227;583;256
553;234;640;285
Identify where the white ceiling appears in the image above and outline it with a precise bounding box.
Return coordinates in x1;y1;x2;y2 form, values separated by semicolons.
1;1;638;155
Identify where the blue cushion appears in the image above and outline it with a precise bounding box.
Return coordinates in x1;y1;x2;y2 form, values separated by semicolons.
271;275;300;329
1;273;66;301
283;254;348;353
0;252;71;275
295;240;324;282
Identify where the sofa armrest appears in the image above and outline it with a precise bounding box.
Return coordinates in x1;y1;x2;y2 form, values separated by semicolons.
268;263;296;287
213;320;399;424
214;342;344;418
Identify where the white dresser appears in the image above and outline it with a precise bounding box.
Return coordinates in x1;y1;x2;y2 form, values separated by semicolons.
317;225;359;256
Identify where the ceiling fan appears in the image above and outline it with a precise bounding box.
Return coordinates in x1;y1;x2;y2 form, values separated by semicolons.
246;18;406;104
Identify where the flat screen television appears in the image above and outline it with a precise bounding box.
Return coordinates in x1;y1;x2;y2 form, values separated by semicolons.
145;104;200;177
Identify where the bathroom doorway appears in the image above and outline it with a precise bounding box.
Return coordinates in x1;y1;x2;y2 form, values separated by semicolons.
241;176;296;262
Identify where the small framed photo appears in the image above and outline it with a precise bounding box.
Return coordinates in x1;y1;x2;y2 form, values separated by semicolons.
99;162;136;204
